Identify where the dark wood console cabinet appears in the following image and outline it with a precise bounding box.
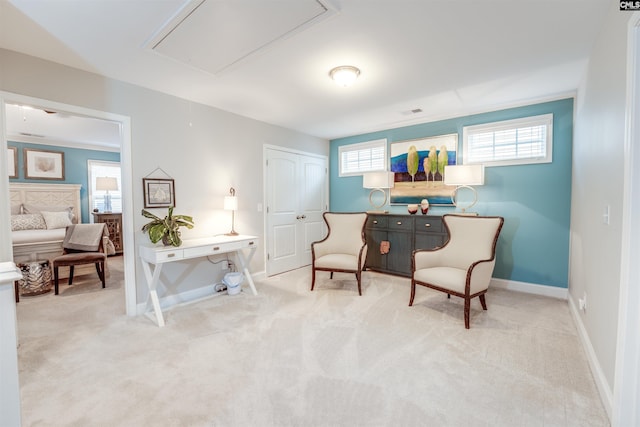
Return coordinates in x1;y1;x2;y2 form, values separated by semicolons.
364;214;448;277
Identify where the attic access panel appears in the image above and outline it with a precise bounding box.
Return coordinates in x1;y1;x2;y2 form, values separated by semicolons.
151;0;331;75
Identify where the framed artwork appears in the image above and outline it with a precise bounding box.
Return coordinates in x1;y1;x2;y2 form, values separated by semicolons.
390;134;458;205
143;178;175;208
7;147;17;178
24;148;65;180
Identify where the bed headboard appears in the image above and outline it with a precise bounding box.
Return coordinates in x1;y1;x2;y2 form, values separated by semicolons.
9;183;82;223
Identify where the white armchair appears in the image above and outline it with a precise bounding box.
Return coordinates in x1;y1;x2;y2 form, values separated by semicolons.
410;214;504;329
311;212;368;295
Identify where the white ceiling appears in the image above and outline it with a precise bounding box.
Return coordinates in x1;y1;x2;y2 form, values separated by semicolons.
0;0;610;143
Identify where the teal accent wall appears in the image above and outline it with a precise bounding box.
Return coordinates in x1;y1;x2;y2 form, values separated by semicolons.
330;98;573;288
8;141;120;223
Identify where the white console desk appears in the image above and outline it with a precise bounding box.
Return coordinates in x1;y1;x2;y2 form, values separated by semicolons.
139;234;258;327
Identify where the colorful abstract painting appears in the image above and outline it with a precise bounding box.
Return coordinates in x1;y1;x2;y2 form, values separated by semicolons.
390;134;458;205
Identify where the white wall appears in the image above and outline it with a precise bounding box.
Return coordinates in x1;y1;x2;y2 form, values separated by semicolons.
570;3;632;416
0;48;329;303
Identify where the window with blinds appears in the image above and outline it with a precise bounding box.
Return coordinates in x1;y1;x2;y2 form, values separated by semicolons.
338;138;387;176
463;114;553;167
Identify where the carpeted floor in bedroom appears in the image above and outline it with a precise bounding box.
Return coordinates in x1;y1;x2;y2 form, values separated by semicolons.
15;255;609;426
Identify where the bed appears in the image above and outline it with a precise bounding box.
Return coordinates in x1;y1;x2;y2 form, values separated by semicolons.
9;183;110;279
10;183;82;263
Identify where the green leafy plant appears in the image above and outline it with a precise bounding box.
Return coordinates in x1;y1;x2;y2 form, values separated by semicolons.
141;207;194;247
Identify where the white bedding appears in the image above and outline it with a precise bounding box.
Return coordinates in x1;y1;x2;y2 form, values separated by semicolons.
12;228;66;246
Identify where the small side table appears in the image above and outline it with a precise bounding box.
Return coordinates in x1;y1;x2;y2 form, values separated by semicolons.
17;260;53;296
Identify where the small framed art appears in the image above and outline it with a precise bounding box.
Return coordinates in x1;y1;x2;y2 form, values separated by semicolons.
7;147;17;178
143;178;175;208
24;148;65;180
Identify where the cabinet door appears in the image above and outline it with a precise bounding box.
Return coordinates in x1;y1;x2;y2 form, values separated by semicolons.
365;229;387;271
414;216;447;251
386;231;413;276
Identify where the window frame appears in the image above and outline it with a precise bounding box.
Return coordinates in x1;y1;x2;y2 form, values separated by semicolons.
462;114;553;167
87;159;122;218
338;138;388;177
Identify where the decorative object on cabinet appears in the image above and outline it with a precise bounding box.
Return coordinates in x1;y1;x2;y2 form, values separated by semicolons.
365;213;448;277
24;148;65;180
311;212;368;295
141;207;194;247
407;204;418;214
95;176;118;213
7;146;17;178
363;171;394;213
224;187;239;236
143;178;175;208
52;223;109;295
420;199;429;214
389;134;457;205
444;164;485;215
410;214;504;329
92;212;123;254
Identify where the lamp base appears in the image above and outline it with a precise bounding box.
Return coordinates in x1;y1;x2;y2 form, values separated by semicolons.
225;231;239;236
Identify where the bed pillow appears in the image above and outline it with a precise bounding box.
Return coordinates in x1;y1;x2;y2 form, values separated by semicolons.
41;211;73;229
11;213;46;231
23;205;76;224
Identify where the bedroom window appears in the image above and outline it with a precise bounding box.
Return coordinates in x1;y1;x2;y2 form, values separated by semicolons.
88;160;122;216
338;138;387;176
462;114;553;167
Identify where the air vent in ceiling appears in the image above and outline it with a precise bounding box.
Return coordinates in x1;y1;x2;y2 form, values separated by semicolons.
400;108;424;116
146;0;335;76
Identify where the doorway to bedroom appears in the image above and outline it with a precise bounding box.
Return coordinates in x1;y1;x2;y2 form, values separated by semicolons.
0;92;135;316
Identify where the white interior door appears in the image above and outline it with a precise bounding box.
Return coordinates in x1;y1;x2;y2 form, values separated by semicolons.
266;147;327;276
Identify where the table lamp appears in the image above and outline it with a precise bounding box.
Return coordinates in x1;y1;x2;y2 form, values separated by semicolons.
444;164;484;215
224;187;239;236
96;176;118;213
363;171;395;213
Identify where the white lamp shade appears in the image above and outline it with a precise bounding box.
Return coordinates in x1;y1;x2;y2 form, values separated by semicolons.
363;171;395;189
224;195;238;211
444;165;485;186
95;176;118;191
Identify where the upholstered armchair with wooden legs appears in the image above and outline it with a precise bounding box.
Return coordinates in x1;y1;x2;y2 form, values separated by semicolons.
311;212;368;295
53;223;109;295
410;214;504;329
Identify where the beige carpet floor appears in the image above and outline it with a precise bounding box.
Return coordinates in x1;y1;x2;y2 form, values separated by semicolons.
16;257;609;426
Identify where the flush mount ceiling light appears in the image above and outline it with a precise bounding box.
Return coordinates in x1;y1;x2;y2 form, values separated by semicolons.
329;65;361;87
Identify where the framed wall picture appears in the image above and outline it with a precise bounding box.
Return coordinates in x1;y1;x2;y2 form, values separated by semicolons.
389;133;458;205
143;178;175;208
7;147;17;178
24;148;65;180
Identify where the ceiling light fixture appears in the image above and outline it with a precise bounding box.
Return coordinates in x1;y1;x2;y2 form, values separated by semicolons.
329;65;360;87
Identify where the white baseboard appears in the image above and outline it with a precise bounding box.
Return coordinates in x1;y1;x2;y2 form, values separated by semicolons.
490;277;568;299
135;269;267;316
568;295;613;422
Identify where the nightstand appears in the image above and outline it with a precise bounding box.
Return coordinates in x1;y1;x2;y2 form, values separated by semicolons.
92;212;123;254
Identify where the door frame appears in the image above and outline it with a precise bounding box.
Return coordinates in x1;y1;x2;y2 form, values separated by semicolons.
263;144;329;276
0;91;136;316
613;11;640;427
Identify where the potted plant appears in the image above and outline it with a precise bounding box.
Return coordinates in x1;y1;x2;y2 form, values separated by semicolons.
141;207;194;247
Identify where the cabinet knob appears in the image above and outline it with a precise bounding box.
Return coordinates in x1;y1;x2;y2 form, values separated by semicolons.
373;220;378;224
397;221;402;225
425;223;431;227
213;246;220;251
167;253;175;258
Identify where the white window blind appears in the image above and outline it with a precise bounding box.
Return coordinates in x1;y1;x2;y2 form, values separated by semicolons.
338;139;387;176
463;114;553;167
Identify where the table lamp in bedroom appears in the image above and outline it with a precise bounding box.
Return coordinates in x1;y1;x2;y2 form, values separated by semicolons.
96;176;118;213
